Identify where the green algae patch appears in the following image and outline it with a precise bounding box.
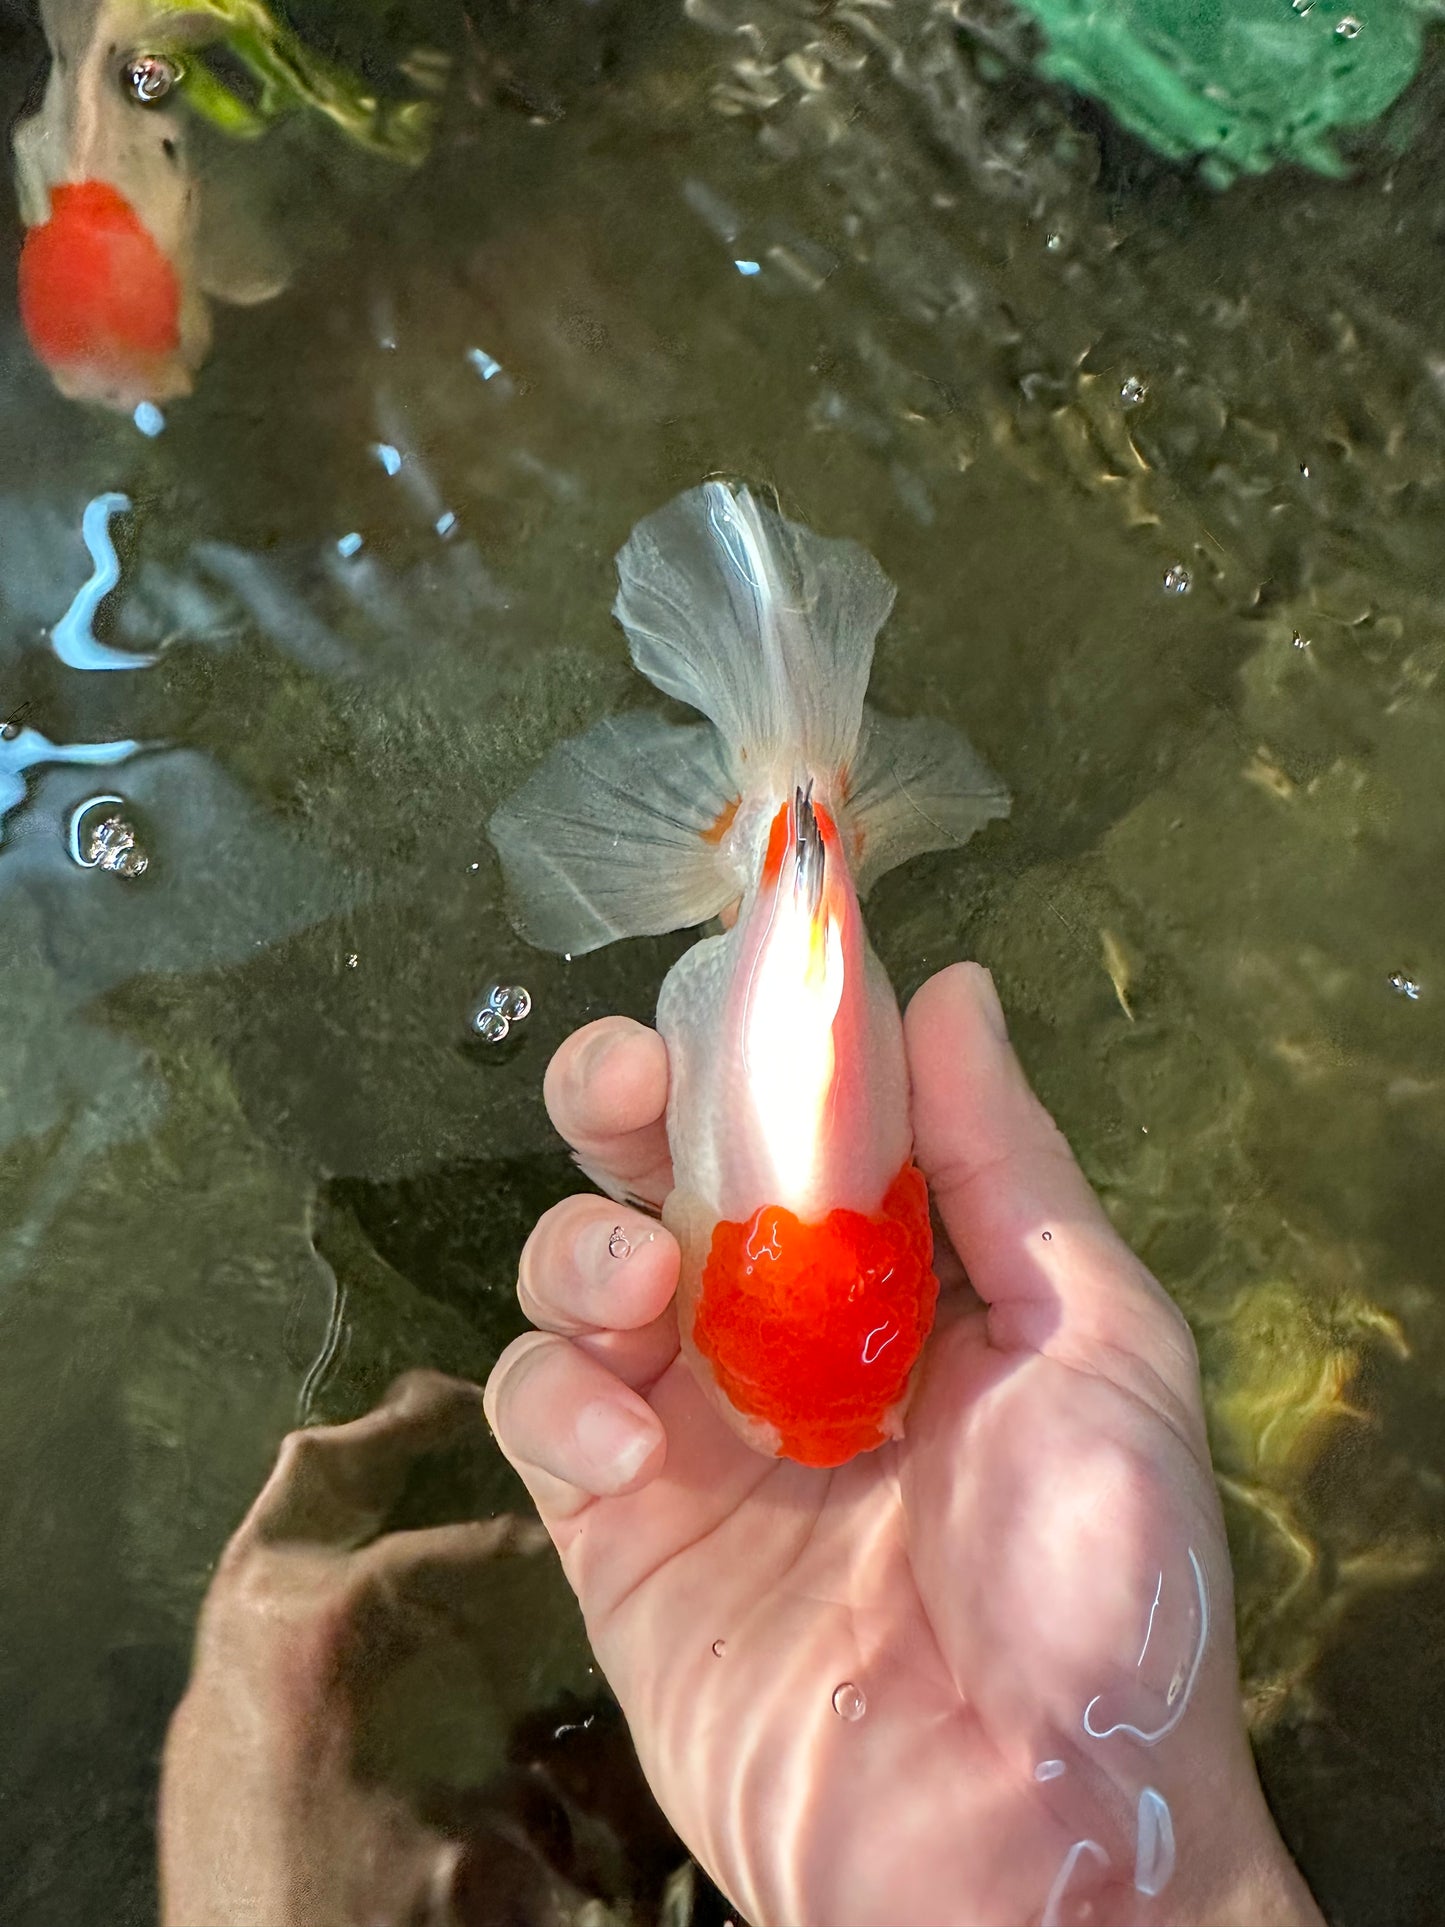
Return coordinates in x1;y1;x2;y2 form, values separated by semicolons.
1012;0;1439;184
152;0;438;161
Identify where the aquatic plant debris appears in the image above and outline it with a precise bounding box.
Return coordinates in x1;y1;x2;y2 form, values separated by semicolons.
1009;0;1441;185
146;0;438;161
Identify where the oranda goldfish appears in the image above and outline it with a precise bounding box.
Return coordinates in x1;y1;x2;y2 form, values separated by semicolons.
492;483;1009;1468
13;0;433;410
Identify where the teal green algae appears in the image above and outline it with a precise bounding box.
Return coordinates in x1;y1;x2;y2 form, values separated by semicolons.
1011;0;1441;184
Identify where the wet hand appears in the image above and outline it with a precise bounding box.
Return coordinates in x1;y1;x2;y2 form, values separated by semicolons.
486;964;1325;1927
158;1372;548;1927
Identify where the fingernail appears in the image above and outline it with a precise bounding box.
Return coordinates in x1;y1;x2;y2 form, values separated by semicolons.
973;966;1010;1043
577;1027;619;1087
575;1397;658;1491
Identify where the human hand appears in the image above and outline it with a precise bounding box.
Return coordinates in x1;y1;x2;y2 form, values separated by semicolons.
158;1370;678;1927
485;964;1326;1927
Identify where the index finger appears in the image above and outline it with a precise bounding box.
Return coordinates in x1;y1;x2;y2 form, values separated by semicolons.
905;965;1202;1417
543;1016;672;1206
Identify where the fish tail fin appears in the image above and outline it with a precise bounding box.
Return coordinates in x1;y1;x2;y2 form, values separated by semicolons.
613;481;893;780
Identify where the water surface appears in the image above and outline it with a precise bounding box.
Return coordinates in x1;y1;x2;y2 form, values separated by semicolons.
2;1;1444;1920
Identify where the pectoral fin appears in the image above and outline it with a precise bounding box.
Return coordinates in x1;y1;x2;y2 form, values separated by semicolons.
847;708;1010;896
490;710;740;954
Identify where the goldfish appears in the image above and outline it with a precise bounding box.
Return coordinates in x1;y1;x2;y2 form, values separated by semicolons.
491;483;1009;1467
12;0;434;410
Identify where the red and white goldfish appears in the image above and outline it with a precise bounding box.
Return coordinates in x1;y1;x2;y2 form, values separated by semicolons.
492;483;1009;1467
12;1;297;408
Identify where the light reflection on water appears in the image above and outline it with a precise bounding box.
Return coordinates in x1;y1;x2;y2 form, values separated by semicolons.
1;0;1443;1922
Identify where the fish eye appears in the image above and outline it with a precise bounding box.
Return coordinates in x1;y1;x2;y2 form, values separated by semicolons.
120;52;183;105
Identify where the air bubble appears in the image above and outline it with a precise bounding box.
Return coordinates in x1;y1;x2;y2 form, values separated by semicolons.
1042;1230;1053;1242
69;799;149;877
133;402;165;437
1292;632;1311;650
489;984;532;1023
608;1226;633;1260
1120;376;1147;408
472;1007;510;1044
831;1681;867;1721
122;53;180;103
1045;231;1065;253
1034;1759;1067;1782
1336;15;1362;37
712;1639;727;1658
1389;973;1422;1001
1162;564;1192;595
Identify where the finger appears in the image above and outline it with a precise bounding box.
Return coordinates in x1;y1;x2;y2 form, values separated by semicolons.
905;965;1200;1398
353;1513;551;1617
242;1371;489;1550
543;1018;672;1206
485;1333;666;1523
519;1196;680;1336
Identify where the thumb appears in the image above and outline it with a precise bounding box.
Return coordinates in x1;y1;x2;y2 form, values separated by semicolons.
905;965;1200;1402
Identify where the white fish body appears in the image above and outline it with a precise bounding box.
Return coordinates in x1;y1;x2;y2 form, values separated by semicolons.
492;482;1009;1466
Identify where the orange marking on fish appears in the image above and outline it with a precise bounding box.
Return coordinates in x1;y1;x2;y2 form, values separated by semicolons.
692;1162;938;1467
19;180;180;387
700;796;739;846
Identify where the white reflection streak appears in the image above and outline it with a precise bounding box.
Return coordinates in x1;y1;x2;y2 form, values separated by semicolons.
1041;1839;1108;1927
1083;1546;1209;1745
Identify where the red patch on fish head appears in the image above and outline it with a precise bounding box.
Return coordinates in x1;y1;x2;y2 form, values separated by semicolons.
19;180;182;403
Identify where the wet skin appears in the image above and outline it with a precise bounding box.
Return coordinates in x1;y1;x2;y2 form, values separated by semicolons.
485;963;1327;1927
160;965;1328;1926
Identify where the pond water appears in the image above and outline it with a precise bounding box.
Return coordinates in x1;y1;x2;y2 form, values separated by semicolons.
2;1;1444;1922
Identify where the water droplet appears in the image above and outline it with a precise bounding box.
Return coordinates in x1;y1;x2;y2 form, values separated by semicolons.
1120;376;1147;407
0;718;20;743
472;1007;511;1044
1034;1758;1067;1782
1162;564;1192;595
70;801;149;877
133;401;165;437
1292;632;1311;649
1299;462;1312;478
608;1226;633;1260
1291;0;1315;13
1042;1229;1053;1242
1336;14;1362;37
831;1681;867;1721
488;983;533;1023
711;1638;727;1658
122;52;180;103
1389;973;1422;1001
1045;231;1065;253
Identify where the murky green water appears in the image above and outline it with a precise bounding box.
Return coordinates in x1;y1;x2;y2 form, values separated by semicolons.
2;1;1444;1921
